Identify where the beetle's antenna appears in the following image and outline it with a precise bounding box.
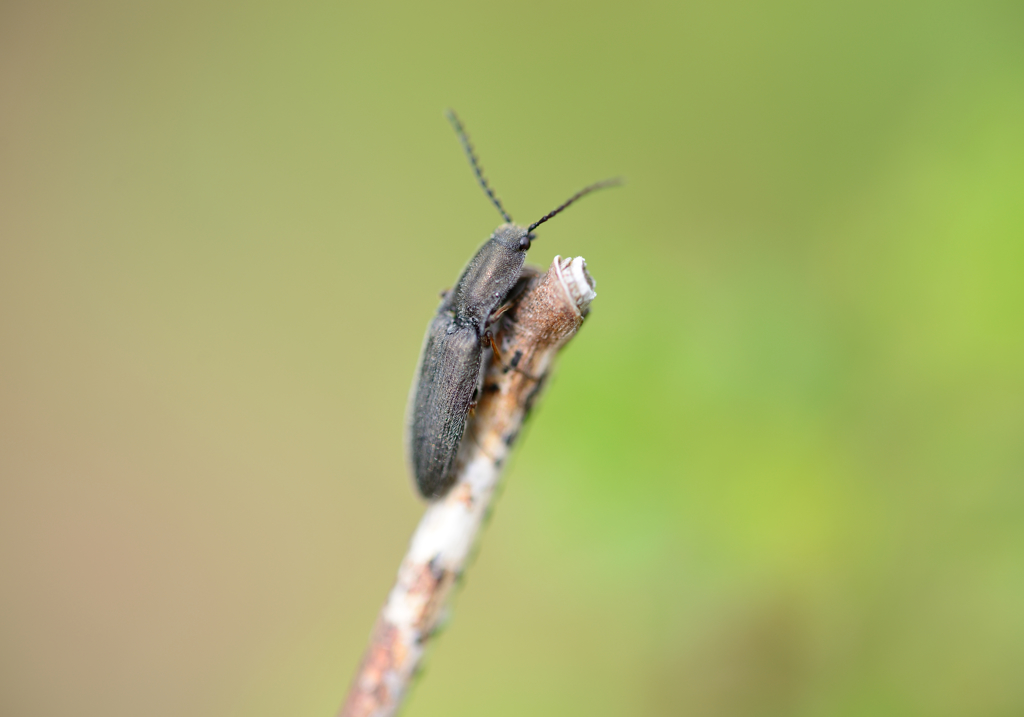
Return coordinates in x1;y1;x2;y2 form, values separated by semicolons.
446;109;514;224
527;178;622;233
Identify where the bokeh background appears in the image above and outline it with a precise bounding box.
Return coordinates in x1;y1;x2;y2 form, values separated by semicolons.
2;1;1023;715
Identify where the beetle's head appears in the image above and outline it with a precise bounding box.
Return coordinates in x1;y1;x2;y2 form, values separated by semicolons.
493;223;534;252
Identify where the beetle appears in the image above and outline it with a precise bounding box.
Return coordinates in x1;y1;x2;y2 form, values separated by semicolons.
406;110;619;499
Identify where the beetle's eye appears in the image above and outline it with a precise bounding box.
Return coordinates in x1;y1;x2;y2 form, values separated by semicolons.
519;236;531;250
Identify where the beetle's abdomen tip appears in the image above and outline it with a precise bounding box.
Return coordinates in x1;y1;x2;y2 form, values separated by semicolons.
415;475;454;501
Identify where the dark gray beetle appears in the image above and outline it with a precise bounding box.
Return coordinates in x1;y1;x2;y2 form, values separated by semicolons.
407;110;619;499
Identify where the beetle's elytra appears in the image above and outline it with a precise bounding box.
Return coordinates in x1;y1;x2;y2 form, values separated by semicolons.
406;110;619;500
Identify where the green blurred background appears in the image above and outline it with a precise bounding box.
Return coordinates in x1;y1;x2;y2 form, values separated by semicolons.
2;1;1023;715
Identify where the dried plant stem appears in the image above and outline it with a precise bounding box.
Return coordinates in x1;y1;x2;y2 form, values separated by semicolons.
340;255;597;717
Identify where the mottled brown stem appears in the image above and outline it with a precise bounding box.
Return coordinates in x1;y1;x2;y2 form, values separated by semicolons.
339;255;597;717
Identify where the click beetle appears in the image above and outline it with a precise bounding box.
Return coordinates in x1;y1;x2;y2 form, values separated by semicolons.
406;110;618;499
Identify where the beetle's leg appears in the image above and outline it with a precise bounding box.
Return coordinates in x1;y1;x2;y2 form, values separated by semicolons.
439;287;451;300
483;330;503;364
483;266;545;375
466;385;480;417
487;266;542;325
493;267;541;318
489;302;513;323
